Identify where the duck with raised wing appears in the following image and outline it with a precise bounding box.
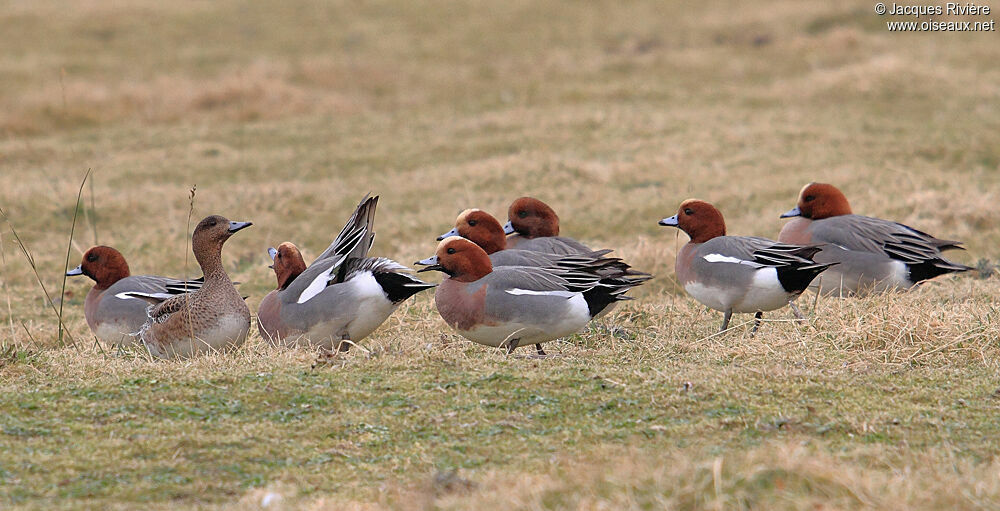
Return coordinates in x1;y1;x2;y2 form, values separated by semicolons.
502;197;593;254
660;199;836;334
417;236;645;355
127;215;252;358
258;195;435;351
778;182;973;296
66;246;203;346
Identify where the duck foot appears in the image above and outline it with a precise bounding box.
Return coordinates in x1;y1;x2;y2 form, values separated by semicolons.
502;339;557;358
513;352;559;360
313;337;352;368
512;344;559;359
312;346;338;368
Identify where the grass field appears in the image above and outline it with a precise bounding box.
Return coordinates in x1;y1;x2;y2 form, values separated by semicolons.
2;1;999;509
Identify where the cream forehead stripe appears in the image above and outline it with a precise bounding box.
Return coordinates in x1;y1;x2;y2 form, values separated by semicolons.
437;236;466;249
456;208;482;223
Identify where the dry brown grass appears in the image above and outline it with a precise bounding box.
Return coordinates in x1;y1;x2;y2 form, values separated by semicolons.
1;0;999;508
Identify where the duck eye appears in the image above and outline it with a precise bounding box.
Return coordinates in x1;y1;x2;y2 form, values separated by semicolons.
468;219;478;226
683;208;694;216
208;219;217;227
804;195;815;202
86;253;98;262
518;210;528;218
446;248;456;254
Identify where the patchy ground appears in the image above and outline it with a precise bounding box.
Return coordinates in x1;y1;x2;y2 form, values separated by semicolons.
1;1;998;509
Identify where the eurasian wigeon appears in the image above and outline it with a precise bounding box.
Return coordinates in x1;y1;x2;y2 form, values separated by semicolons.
502;197;593;254
66;246;203;346
417;236;645;355
778;183;973;296
660;199;836;334
127;215;253;358
435;208;637;275
257;195;435;350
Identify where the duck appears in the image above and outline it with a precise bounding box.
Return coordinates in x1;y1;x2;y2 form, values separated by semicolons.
66;246;202;346
660;199;836;334
502;197;593;254
257;195;435;351
435;208;636;275
126;215;252;358
417;236;644;355
778;182;973;296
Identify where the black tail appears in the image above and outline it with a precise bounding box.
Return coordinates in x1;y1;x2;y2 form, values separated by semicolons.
582;285;634;317
751;242;833;295
776;261;837;294
545;251;652;316
584;273;652;317
373;271;436;304
907;258;974;284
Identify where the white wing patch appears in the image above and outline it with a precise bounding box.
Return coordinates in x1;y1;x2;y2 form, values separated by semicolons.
505;288;576;298
703;253;757;266
115;292;173;301
297;265;337;304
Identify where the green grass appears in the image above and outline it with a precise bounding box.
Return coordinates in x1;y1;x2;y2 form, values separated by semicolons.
1;0;999;508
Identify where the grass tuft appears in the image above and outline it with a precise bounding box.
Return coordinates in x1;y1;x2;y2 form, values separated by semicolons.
57;168;91;347
0;207;78;348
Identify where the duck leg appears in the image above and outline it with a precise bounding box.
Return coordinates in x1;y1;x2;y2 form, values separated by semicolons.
503;338;521;355
337;336;352;353
788;300;806;323
749;311;764;337
719;309;733;332
535;344;546;357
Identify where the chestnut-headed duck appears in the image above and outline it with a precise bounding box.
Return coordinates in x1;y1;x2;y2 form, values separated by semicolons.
435;208;639;275
417;236;645;355
257;195;435;350
778;183;973;296
660;199;836;334
126;215;253;358
66;246;203;346
502;197;592;254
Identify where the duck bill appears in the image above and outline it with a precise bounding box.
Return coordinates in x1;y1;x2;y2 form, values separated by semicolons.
415;255;443;272
436;227;459;241
779;206;802;218
66;265;84;276
502;221;516;235
267;247;277;269
228;221;253;233
658;215;679;227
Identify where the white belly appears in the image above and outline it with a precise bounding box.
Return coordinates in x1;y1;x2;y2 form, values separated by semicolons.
279;273;397;349
456;294;591;348
812;260;910;296
94;321;140;346
684;282;733;312
735;268;793;312
200;313;251;348
685;268;791;313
